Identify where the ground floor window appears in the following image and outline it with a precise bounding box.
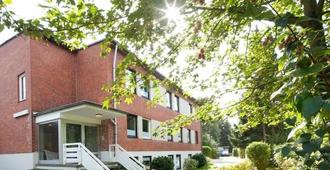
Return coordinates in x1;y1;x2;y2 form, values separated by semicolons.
188;154;192;158
176;154;181;170
142;118;151;139
39;121;59;161
127;115;137;138
143;156;152;170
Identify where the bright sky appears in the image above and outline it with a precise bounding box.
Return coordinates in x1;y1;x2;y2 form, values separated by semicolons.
0;0;247;124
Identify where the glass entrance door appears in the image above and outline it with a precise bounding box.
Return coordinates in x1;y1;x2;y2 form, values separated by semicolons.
66;123;82;143
39;121;59;163
65;123;98;155
85;126;98;153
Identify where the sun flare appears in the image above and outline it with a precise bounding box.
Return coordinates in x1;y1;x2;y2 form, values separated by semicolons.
159;0;183;25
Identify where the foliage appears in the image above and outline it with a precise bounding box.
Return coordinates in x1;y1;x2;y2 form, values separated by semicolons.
191;153;207;168
219;160;253;170
2;0;330;168
232;148;239;157
202;146;212;157
238;148;245;159
202;120;232;147
150;156;174;170
274;153;302;170
183;158;198;170
202;133;218;148
246;142;271;170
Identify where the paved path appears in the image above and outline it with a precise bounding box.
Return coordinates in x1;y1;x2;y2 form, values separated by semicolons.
211;156;246;168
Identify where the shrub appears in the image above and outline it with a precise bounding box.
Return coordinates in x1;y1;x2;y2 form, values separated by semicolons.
274;153;302;170
210;147;219;159
239;148;245;158
202;146;212;157
183;158;198;170
246;142;271;170
150;156;174;170
219;160;253;170
191;153;207;168
232;148;239;157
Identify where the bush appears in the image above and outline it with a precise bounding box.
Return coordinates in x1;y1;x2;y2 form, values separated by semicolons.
219;160;253;170
183;158;198;170
232;148;239;157
191;153;207;168
150;156;174;170
274;153;302;170
210;147;219;159
239;148;245;158
202;146;212;157
246;142;271;170
202;146;218;158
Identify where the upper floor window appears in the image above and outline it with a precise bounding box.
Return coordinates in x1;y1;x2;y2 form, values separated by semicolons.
125;69;136;94
188;129;191;143
18;73;26;101
178;128;183;143
127;115;137;138
173;95;179;112
195;131;198;144
137;75;150;99
189;103;193;113
165;91;172;109
142;119;151;139
167;133;173;142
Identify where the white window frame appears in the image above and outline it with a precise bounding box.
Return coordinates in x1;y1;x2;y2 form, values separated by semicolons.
127;115;137;138
18;73;26;101
142;118;151;139
137;75;150;99
173;95;179;112
165;91;172;109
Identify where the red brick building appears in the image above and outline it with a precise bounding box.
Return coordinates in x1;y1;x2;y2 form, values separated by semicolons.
0;35;201;170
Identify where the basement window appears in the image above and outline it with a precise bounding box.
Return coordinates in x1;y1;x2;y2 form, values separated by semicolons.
18;73;26;101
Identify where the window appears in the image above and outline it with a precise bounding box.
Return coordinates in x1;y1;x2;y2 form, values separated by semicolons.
125;69;136;94
178;128;183;143
137;75;150;99
18;73;26;101
195;131;198;144
143;156;152;170
168;155;174;163
167;133;173;142
142;119;151;139
127;115;137;138
165;91;172;108
188;154;192;158
188;129;191;143
173;95;180;112
176;154;181;170
189;103;193;113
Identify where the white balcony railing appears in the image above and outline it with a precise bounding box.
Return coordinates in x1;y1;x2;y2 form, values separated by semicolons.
109;144;145;170
63;143;109;170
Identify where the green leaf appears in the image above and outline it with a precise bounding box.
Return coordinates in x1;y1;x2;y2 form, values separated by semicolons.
291;63;324;77
319;161;330;170
310;47;330;57
298;133;311;143
316;129;326;137
285;117;296;126
322;100;330;112
301;96;323;120
302;141;320;153
281;146;292;157
0;24;4;32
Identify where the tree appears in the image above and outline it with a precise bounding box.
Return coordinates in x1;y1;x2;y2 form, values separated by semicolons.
1;0;330;168
202;120;232;147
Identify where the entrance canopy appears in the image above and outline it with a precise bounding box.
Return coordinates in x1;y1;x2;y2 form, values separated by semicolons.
35;100;126;124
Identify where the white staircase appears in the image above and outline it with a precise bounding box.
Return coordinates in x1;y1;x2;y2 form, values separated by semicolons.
63;143;110;170
109;144;145;170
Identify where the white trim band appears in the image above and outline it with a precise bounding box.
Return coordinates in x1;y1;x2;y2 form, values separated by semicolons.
13;109;29;118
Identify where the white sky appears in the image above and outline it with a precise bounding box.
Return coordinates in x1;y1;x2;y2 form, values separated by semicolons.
0;0;250;124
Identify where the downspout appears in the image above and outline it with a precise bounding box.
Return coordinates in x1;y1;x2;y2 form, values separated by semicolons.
111;42;119;145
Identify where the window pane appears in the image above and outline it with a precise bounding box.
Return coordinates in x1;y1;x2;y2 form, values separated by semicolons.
143;156;151;170
127;115;137;137
165;91;172;108
143;119;149;132
39;122;59;160
176;154;181;169
18;73;26;101
66;124;82;143
126;69;136;93
173;96;179;112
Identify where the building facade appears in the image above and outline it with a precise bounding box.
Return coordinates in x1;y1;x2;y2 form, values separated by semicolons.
0;35;201;170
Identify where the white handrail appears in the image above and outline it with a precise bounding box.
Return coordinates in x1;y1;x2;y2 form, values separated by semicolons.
109;144;145;170
63;143;109;170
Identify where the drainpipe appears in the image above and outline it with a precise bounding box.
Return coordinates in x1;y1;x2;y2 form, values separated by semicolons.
111;42;119;145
